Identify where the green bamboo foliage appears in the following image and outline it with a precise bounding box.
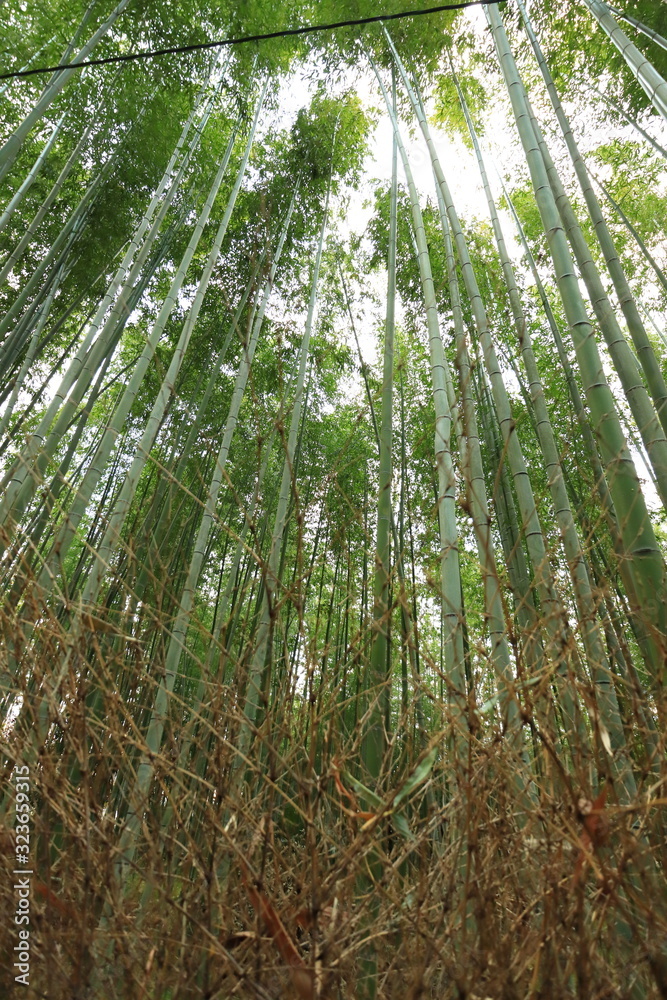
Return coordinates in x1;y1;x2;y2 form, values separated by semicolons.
0;68;220;388
0;112;66;235
0;142;113;346
50;83;265;608
0;280;62;439
0;82;261;737
0;0;133;182
606;4;667;52
0;34;57;99
591;168;667;294
0;115;96;293
582;79;667;159
0;76;235;543
487;1;666;688
0;61;220;307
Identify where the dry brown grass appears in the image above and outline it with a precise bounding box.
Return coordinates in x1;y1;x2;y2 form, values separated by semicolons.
1;602;666;1000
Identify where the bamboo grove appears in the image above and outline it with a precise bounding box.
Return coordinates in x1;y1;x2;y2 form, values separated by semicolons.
0;0;666;997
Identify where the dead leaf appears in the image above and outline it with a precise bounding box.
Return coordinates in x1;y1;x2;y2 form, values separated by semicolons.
239;860;314;999
34;880;76;919
598;723;612;757
573;787;609;886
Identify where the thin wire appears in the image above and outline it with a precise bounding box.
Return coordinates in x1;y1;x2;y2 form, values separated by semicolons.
0;0;505;83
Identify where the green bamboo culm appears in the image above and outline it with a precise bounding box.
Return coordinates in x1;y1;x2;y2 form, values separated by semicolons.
364;66;398;786
370;49;466;743
486;1;666;692
582;0;667;122
451;60;640;797
516;0;667;439
0;0;133;183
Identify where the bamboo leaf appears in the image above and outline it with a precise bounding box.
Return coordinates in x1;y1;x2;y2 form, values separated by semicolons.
344;773;384;811
391;810;414;841
392;746;438;807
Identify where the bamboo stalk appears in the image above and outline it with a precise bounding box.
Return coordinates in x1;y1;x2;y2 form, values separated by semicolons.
487;0;666;687
582;0;667;122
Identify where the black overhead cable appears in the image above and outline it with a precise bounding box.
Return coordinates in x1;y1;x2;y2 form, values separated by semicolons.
0;0;505;82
